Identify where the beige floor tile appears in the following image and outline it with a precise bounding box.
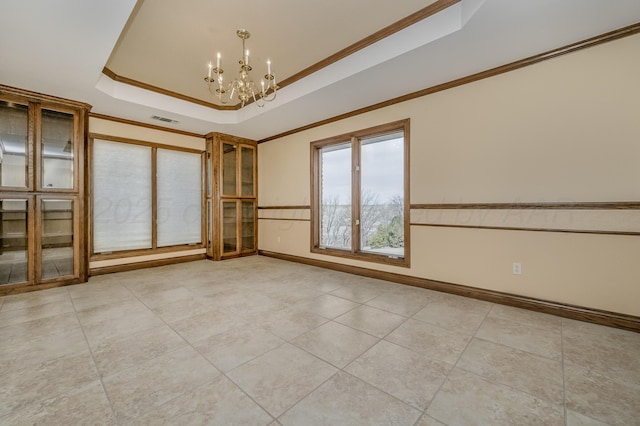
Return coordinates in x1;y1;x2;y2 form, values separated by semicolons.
82;309;166;348
0;380;115;426
365;291;431;317
181;278;238;296
279;371;421;426
169;308;249;343
415;414;446;426
563;319;640;385
427;368;564;426
457;338;564;404
334;305;407;338
193;325;285;372
69;283;134;311
566;410;611;426
134;286;198;309
475;316;562;360
0;311;80;346
413;296;490;334
92;325;187;377
0;286;70;312
385;318;471;364
0;298;74;327
103;346;220;423
126;281;184;299
302;277;345;293
330;285;384;303
0;327;88;376
254;307;328;341
263;284;325;304
130;375;272;426
351;276;403;292
294;293;360;319
345;340;451;410
0;351;99;418
489;304;562;330
216;292;290;317
227;343;337;418
151;296;218;323
75;298;152;326
291;321;378;368
565;363;640;426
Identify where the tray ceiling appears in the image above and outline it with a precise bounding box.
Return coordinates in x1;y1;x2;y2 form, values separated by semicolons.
1;0;640;140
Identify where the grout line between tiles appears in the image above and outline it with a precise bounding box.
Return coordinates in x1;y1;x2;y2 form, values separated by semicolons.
442;305;567;417
418;299;494;424
132;284;280;423
222;341;320;422
68;287;120;425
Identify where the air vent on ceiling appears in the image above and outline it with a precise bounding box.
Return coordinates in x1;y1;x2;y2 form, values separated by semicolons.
151;115;179;123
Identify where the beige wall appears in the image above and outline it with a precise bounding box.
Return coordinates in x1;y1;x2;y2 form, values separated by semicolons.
89;117;205;151
258;34;640;316
88;117;206;269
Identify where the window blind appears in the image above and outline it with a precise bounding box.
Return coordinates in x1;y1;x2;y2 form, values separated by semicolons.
93;139;152;252
156;149;202;246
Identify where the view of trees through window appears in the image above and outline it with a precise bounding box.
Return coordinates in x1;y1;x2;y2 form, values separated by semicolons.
315;124;406;261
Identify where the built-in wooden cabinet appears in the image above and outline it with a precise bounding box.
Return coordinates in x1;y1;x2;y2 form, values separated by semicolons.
0;85;89;294
206;132;257;260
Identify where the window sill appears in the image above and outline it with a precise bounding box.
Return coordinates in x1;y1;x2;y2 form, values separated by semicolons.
311;246;409;268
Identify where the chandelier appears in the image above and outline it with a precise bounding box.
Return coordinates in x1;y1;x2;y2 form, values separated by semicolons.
204;29;277;108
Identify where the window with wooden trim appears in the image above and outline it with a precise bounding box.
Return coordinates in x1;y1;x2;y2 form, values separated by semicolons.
90;136;204;256
311;119;410;266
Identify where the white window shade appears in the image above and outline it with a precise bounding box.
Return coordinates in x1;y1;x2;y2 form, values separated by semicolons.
157;149;202;247
93;140;152;252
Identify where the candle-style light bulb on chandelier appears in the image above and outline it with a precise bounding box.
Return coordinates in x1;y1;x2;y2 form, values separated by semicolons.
204;29;277;108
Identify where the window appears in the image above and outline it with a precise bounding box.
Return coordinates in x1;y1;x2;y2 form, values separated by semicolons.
157;148;202;246
93;140;153;252
91;137;203;256
311;119;409;266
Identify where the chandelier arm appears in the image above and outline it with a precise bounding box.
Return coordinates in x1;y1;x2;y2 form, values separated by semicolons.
263;90;276;103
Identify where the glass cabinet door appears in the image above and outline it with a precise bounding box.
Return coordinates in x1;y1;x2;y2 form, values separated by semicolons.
41;109;75;190
0;198;29;285
241;201;255;251
40;199;74;279
222;143;237;196
222;201;237;254
240;145;255;197
0;101;29;189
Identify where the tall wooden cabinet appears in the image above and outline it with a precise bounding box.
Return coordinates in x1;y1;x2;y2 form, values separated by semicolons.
0;85;89;294
206;132;257;260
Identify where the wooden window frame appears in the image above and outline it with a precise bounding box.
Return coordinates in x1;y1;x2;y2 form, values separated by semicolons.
310;119;410;267
88;133;206;261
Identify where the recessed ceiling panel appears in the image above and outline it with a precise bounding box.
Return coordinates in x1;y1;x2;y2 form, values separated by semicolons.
106;0;438;105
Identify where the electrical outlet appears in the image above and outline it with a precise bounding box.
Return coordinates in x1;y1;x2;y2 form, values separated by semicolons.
512;262;522;275
277;236;281;243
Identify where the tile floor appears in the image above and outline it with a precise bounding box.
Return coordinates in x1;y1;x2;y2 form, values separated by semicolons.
1;256;639;425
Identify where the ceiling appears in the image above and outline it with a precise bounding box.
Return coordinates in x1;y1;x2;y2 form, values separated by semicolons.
1;0;640;141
